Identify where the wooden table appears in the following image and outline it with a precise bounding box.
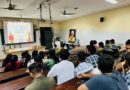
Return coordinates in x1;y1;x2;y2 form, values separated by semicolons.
0;69;79;90
0;76;32;90
51;78;79;90
0;68;26;81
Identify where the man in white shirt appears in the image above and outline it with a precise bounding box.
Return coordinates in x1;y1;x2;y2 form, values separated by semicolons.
47;49;74;85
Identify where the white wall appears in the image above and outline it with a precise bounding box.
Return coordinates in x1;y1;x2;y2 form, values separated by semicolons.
62;29;129;45
60;5;130;46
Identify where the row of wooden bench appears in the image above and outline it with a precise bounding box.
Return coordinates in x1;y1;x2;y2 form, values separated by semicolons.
0;68;79;90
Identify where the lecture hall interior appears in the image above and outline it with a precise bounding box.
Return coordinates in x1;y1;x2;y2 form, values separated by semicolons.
0;0;130;90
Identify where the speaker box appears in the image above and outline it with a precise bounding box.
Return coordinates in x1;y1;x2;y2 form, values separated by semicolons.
100;17;105;22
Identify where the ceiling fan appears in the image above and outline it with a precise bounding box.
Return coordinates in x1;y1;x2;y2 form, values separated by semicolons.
0;0;23;10
62;9;75;15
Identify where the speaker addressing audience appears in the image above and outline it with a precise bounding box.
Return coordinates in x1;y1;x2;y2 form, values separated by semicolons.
78;54;128;90
25;63;56;90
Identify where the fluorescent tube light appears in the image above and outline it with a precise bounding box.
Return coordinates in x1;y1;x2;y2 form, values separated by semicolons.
105;0;118;4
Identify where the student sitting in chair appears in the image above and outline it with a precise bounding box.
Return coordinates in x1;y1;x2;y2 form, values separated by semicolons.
78;54;128;90
25;63;56;90
47;49;74;85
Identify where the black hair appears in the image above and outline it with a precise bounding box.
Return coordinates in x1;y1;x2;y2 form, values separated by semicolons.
90;40;94;46
105;40;110;45
25;54;31;60
34;55;43;64
90;40;97;46
99;42;104;48
48;49;55;58
10;55;18;70
86;45;90;49
110;39;115;44
21;52;26;58
126;39;130;45
28;63;43;73
24;54;31;67
48;49;59;63
98;54;114;73
39;51;45;59
12;55;18;62
93;40;97;44
32;50;38;58
21;50;29;58
2;54;12;67
87;45;96;54
24;50;29;55
77;51;86;62
60;49;70;60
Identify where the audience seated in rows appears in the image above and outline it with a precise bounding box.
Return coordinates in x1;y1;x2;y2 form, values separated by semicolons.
78;54;128;90
1;38;129;90
5;55;23;72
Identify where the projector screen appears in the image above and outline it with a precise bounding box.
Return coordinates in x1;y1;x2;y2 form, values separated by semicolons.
3;21;34;44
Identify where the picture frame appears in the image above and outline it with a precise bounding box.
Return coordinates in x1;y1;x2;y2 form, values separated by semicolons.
68;29;76;43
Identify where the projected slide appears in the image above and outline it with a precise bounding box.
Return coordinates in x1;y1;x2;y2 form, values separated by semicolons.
3;21;34;44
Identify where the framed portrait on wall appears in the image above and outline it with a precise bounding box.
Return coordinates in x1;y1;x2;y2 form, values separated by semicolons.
68;29;76;43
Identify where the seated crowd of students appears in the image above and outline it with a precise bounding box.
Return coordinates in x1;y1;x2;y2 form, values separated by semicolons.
1;38;130;90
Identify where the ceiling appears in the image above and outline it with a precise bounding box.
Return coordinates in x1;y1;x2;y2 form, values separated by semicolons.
0;0;130;21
